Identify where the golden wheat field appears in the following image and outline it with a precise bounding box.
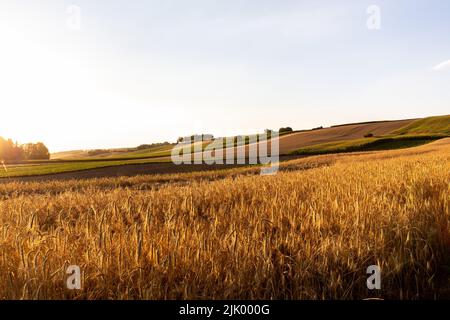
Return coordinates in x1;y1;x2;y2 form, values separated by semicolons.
0;139;449;300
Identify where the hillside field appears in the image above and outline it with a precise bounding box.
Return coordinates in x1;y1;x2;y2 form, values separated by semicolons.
2;116;449;180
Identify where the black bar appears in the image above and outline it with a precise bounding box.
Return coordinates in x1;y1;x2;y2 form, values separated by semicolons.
0;300;443;319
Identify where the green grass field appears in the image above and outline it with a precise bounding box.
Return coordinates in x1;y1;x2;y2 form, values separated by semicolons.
51;144;175;161
93;144;175;159
393;115;450;135
51;141;212;162
0;157;172;178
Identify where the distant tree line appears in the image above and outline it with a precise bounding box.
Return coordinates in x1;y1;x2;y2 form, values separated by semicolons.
177;134;214;143
134;142;172;150
87;149;110;156
0;137;50;161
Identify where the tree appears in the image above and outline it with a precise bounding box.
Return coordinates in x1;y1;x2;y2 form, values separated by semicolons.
0;138;23;161
22;142;50;160
0;136;50;161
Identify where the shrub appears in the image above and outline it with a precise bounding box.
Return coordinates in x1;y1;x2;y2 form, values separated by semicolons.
279;127;293;133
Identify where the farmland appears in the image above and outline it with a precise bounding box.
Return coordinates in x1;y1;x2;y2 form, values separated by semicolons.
2;116;448;180
290;135;444;155
0;157;172;179
0;138;449;299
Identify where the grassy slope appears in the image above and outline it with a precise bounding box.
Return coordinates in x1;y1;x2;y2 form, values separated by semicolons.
290;135;443;155
51;131;300;161
95;144;177;159
51;144;175;161
291;115;450;156
393;115;450;135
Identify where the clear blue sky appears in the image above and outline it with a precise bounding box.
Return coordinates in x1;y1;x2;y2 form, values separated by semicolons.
0;0;449;151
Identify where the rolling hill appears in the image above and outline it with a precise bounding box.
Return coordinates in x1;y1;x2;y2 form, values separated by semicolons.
2;115;448;179
290;115;450;155
276;118;416;154
393;115;450;136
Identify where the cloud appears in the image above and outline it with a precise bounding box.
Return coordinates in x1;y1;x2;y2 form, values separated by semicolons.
432;60;450;71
